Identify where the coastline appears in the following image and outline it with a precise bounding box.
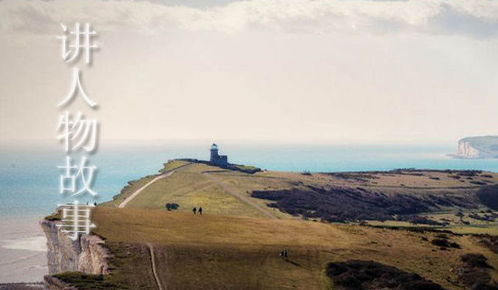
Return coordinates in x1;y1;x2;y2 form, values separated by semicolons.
0;215;48;283
2;144;498;282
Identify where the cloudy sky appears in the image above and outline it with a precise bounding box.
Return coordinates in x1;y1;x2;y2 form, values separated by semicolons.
1;0;497;145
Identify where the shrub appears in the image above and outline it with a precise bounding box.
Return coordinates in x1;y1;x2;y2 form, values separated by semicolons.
251;185;469;222
53;272;119;289
45;212;62;221
461;254;492;269
165;203;180;211
471;181;487;186
326;260;443;290
431;238;460;249
477;185;498;210
458;254;495;288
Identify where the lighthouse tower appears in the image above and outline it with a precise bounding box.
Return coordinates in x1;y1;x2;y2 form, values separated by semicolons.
210;143;219;161
209;143;228;167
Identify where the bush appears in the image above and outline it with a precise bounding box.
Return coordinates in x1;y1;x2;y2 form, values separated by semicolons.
471;181;487;186
165;203;180;211
479;236;498;254
431;238;460;249
45;212;62;221
53;272;118;289
461;254;492;269
326;260;443;290
458;254;495;288
477;185;498;210
251;185;469;222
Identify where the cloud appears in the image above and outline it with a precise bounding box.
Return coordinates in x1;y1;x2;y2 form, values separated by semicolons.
1;0;498;37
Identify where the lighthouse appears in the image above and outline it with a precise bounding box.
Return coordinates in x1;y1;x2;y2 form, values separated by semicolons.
209;143;228;167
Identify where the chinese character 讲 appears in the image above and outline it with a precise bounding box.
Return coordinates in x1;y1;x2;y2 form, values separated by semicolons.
57;23;98;64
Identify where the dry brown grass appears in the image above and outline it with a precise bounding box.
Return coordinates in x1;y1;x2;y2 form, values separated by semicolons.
90;161;498;288
91;207;498;289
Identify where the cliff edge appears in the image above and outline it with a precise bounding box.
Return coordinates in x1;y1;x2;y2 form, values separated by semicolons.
40;220;110;289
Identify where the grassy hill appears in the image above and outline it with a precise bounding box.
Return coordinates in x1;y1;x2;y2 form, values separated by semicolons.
57;207;498;289
52;160;498;289
103;160;498;234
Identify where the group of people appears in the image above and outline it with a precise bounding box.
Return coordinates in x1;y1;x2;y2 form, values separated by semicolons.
279;249;289;259
192;207;203;215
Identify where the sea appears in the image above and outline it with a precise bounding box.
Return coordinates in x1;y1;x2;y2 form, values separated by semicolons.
1;141;498;283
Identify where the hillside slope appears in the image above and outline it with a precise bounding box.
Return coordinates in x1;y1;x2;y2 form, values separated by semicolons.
46;160;498;289
104;160;498;233
55;207;498;289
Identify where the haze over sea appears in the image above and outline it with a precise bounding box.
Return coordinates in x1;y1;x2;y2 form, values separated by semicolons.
1;141;498;283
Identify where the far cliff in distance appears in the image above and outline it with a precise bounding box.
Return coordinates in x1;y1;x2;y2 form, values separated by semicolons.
452;136;498;159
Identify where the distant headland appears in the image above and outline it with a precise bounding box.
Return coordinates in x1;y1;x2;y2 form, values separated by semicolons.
451;136;498;159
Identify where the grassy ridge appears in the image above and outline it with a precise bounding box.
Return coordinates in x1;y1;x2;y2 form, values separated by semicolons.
126;170;267;217
105;161;498;231
73;161;498;289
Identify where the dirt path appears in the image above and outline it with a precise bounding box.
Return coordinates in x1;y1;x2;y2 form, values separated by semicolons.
202;172;277;219
118;163;191;208
147;243;164;290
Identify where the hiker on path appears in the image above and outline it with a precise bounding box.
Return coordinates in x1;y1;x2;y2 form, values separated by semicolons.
199;207;203;215
193;207;197;215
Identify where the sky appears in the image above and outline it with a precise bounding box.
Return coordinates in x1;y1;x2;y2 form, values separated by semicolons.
0;0;498;145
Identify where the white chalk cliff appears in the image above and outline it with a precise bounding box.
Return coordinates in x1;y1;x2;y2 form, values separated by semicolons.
40;219;110;289
454;136;498;159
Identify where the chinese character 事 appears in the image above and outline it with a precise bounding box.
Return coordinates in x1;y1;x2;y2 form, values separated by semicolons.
56;200;96;241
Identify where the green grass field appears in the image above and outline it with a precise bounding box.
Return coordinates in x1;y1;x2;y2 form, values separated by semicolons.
104;161;296;218
104;161;498;234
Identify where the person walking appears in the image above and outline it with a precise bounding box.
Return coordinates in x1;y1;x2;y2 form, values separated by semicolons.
193;207;197;215
199;207;203;215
